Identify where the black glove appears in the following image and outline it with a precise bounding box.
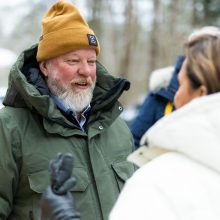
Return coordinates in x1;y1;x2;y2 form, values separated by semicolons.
41;153;81;220
49;153;76;195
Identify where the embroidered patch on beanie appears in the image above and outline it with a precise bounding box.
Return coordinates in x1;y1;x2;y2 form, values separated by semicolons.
87;34;98;46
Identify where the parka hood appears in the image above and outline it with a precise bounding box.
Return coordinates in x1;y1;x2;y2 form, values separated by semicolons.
3;44;130;120
149;66;174;92
151;55;185;102
140;92;220;173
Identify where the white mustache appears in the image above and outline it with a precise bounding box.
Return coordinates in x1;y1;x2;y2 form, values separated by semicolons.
70;77;93;86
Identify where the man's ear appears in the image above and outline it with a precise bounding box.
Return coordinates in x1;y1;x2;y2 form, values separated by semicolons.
199;85;208;96
39;61;49;77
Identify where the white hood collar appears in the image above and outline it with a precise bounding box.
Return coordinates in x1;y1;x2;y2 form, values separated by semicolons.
140;92;220;173
149;66;174;91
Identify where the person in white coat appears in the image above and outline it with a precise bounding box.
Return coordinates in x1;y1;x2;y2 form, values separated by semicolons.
109;26;220;220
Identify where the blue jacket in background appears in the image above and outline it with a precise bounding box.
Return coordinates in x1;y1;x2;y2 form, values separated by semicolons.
130;55;185;148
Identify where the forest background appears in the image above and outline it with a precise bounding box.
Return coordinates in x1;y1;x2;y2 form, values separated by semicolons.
0;0;220;108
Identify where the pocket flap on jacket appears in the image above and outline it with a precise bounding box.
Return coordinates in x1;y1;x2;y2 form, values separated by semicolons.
28;167;90;194
70;167;90;192
111;160;134;181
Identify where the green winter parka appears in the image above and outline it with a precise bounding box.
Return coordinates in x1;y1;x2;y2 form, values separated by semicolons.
0;45;135;220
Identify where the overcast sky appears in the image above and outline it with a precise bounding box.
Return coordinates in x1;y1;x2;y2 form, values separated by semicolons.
1;0;27;6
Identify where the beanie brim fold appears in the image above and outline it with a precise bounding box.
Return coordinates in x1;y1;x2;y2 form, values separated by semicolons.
37;28;100;61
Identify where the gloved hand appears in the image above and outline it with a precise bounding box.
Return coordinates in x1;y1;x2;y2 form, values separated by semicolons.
41;153;81;220
49;153;76;195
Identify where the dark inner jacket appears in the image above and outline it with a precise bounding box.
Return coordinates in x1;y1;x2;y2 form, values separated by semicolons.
0;44;135;220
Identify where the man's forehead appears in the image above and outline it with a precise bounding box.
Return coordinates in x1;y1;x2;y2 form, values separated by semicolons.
61;49;97;57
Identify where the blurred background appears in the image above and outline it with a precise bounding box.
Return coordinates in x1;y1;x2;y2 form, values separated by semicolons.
0;0;220;112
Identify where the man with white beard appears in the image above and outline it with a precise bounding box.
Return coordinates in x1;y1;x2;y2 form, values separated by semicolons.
0;1;135;220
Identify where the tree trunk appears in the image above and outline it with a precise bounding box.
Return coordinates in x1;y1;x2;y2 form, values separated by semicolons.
149;0;161;72
118;0;135;79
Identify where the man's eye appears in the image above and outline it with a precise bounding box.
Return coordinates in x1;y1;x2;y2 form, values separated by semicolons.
88;60;96;65
67;60;78;64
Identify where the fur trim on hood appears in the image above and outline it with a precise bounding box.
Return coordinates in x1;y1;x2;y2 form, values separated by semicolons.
149;66;174;92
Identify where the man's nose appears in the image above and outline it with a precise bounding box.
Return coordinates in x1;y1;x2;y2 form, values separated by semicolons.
78;62;91;76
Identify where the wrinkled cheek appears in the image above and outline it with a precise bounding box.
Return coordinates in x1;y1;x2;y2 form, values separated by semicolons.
91;70;96;83
92;76;96;84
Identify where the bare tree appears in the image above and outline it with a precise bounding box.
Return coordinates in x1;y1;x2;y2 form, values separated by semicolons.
149;0;161;72
5;1;54;53
118;0;136;79
100;0;119;74
191;0;198;26
85;0;104;42
161;0;181;64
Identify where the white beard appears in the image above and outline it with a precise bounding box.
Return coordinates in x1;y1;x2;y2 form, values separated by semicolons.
46;69;95;113
57;85;94;112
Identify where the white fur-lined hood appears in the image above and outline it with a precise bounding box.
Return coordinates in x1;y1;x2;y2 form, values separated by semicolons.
149;66;174;91
141;92;220;173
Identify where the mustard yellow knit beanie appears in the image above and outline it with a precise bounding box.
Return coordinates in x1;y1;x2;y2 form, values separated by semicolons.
37;0;100;61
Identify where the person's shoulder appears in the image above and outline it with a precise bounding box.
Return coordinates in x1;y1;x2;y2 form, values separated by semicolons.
0;107;31;122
